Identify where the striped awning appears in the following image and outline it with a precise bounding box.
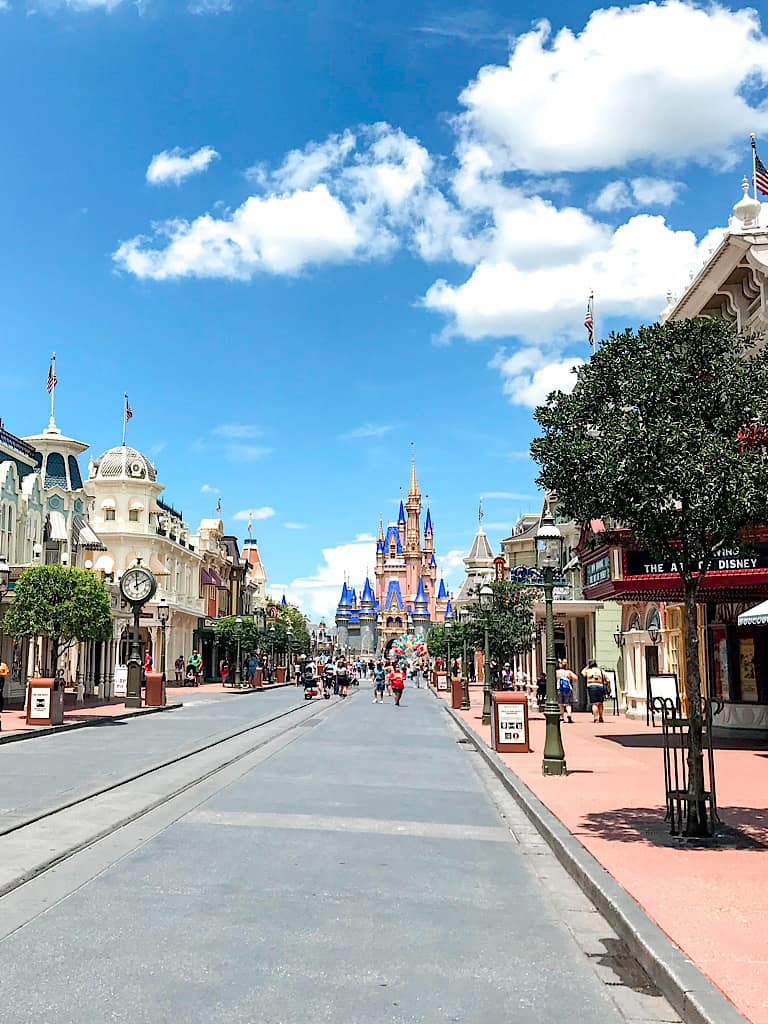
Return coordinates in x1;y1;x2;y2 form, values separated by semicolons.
47;510;68;542
72;516;107;551
738;600;768;626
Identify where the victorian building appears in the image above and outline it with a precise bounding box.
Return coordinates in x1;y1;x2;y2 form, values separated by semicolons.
335;457;451;655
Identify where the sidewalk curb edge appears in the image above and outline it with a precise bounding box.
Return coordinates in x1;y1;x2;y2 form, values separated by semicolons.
441;701;748;1024
0;702;183;746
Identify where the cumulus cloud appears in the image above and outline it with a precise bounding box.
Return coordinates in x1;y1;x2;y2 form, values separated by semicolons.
284;522;309;530
593;177;684;212
232;507;275;522
274;534;377;619
490;348;584;408
146;146;220;187
200;483;220;494
455;2;768;174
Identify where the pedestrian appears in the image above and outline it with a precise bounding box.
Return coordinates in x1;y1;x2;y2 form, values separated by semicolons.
174;655;184;684
373;661;386;703
336;658;350;698
0;656;8;731
143;650;153;673
245;653;258;684
390;663;405;706
220;656;230;685
556;659;577;723
501;663;513;690
536;673;546;711
582;660;607;723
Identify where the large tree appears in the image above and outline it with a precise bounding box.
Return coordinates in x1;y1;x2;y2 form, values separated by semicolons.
4;565;113;676
426;621;468;661
531;317;768;835
461;580;537;674
214;616;263;659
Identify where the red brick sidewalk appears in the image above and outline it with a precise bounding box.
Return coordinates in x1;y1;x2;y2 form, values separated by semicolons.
441;687;768;1024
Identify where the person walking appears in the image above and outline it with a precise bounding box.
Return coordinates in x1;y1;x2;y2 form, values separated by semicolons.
556;659;577;723
336;658;350;698
174;655;184;684
390;663;405;706
219;656;230;685
501;663;514;690
582;660;607;723
373;662;386;703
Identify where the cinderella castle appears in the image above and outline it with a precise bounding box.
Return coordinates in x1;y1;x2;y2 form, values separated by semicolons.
335;456;453;656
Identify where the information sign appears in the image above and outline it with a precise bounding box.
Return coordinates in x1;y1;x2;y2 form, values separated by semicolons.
113;665;128;698
28;686;51;721
497;702;526;745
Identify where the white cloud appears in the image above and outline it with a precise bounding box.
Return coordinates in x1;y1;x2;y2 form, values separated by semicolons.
284;522;309;530
200;483;220;494
275;534;377;619
338;423;394;440
593;177;684;212
0;1;10;11
424;212;725;342
116;124;439;280
212;423;262;439
455;2;768;174
233;507;275;522
146;146;220;187
490;348;583;408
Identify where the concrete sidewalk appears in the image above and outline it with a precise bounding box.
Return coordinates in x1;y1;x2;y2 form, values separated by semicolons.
439;687;768;1024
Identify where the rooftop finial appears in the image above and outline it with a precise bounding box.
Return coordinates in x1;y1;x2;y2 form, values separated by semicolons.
479;497;484;526
408;442;419;497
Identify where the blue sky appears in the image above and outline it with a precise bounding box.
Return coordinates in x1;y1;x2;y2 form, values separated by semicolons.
1;0;767;617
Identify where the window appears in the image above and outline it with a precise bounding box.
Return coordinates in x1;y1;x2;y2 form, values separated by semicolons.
68;456;83;491
129;509;140;523
44;452;67;490
105;508;116;522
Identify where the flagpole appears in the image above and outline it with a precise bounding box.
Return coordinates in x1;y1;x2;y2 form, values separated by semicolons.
49;352;56;428
751;133;758;201
122;393;128;446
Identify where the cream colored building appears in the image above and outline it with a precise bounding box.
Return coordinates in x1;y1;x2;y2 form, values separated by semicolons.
84;445;204;677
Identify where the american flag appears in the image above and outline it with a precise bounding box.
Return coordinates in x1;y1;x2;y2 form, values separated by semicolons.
125;395;133;421
756;152;768;197
584;293;595;347
46;360;57;393
247;513;253;536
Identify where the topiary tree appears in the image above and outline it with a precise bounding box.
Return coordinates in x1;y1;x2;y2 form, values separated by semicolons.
531;317;768;836
4;565;113;676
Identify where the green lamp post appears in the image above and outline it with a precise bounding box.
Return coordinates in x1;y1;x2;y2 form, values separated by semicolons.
479;583;493;725
460;611;471;710
234;614;243;687
537;510;567;776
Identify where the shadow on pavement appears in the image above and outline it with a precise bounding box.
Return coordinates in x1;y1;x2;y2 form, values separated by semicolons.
577;805;768;849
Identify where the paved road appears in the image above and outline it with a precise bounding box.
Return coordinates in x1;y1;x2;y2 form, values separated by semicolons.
0;686;305;827
0;685;679;1023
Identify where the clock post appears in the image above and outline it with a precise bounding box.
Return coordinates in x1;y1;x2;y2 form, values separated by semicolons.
119;561;158;709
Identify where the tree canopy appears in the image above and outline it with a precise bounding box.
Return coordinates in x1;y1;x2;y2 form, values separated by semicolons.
426;621;469;660
461;580;537;667
4;565;113;673
531;317;768;834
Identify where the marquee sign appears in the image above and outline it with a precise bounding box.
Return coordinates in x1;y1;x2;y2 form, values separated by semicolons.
625;543;768;578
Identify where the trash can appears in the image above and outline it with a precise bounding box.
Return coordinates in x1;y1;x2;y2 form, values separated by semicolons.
255;666;263;687
144;671;166;707
276;666;286;685
26;678;64;726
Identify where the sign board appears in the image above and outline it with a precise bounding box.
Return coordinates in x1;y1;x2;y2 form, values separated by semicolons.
497;702;526;745
647;673;678;706
113;665;128;698
494;556;507;582
626;543;768;578
28;686;51;721
585;555;611;587
268;605;279;619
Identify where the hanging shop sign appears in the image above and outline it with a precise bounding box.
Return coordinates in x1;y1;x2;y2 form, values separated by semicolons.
494;556;507;582
585;555;611;587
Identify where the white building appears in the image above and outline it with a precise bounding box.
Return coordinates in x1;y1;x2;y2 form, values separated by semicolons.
84;445;204;676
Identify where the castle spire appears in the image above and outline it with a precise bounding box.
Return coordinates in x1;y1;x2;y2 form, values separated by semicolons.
378;513;384;541
408;443;419;497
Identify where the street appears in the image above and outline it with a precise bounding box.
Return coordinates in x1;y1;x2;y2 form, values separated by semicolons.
0;685;679;1024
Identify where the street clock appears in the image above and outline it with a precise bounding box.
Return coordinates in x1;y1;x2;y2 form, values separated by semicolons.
120;565;157;606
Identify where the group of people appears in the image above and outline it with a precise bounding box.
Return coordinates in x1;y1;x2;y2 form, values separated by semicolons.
553;659;611;724
295;654;420;706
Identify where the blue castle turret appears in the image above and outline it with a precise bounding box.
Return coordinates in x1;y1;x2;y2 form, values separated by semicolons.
359;576;377;654
411;576;430;637
335;581;352;650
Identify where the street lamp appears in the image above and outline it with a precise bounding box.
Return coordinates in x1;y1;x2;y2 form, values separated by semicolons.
479;583;494;725
613;626;625;648
157;597;169;681
536;510;567;776
460;610;471;710
648;624;661;645
234;614;243;687
286;624;293;670
445;618;452;687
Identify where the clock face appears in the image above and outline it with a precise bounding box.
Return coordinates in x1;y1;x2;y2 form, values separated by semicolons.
120;567;156;604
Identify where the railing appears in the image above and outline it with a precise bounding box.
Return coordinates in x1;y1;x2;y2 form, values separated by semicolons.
0;420;37;459
156;497;183;521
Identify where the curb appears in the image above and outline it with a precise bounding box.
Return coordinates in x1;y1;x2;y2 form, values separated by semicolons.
441;700;748;1024
0;702;183;747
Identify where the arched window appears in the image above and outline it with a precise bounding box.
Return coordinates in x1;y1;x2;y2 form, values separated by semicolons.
646;607;662;631
44;452;67;490
68;456;83;490
628;612;642;631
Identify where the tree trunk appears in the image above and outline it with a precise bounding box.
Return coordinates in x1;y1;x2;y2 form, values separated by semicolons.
683;582;710;837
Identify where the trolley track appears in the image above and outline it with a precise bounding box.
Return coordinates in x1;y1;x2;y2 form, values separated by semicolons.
0;693;347;901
